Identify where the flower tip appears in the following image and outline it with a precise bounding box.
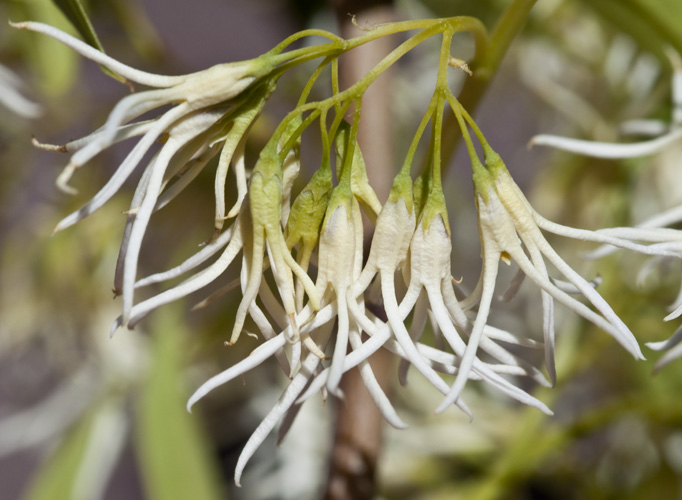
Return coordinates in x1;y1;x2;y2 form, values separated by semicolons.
8;20;28;30
434;401;449;415
32;137;68;153
51;222;67;236
56;178;79;196
663;306;682;322
109;316;123;338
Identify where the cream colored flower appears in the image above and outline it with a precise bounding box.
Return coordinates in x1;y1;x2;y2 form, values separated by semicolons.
460;145;682;395
528;51;682;368
17;22;294;334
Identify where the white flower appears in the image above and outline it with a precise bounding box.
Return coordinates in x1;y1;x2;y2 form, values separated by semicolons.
528;51;682;367
403;187;553;415
16;22;299;334
464;146;682;386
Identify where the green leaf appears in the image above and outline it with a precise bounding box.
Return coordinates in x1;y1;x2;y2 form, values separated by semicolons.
20;399;125;500
51;0;103;53
22;414;94;500
50;0;128;83
136;308;225;500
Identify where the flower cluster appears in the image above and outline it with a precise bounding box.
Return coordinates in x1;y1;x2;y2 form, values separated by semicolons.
20;18;682;485
531;49;682;369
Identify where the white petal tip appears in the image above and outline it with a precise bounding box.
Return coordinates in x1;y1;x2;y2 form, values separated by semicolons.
109;316;123;338
32;137;68;152
645;341;667;351
56;181;79;196
664;308;682;322
187;394;201;411
434;399;454;415
391;420;409;430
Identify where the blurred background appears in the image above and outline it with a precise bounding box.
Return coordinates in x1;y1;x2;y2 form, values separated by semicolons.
2;0;682;499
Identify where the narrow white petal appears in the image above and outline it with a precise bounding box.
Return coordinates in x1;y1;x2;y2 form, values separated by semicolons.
248;300;290;374
399;291;428;386
526;241;556;385
666;303;682;322
620;119;669;137
349;326;407;429
121;110;223;320
530;128;682;158
226;138;249;219
428;288;553;415
326;292;349;395
437;247;499;412
70;89;177;170
381;274;452;398
187;333;287;411
234;351;322;486
653;341;682;371
54;103;190;232
646;324;682;351
155;145;219;211
509;242;644;359
214;113;257;230
11;21;187;87
134;224;235;289
534;214;682;257
230;226;265;344
126;223;243;327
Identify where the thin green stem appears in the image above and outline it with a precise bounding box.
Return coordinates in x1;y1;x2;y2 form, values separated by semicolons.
441;0;537;168
329;100;354;146
298;57;334;107
269;26;441;154
447;93;484;173
448;93;488;148
320;107;331;173
268;29;343;56
400;96;438;177
428;95;445;191
277;109;322;163
428;30;454;191
331;58;341;115
269;17;487;76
